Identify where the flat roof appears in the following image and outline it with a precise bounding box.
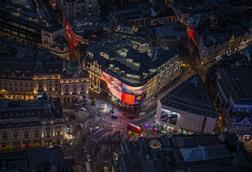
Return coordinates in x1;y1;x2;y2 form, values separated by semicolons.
160;75;217;118
88;40;180;86
117;134;252;172
217;66;252;105
0;95;63;129
0;147;74;171
0;39;64;79
154;22;187;40
0;0;61;32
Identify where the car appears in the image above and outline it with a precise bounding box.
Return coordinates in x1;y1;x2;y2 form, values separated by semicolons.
88;127;94;134
101;104;107;111
83;146;87;153
87;154;91;162
94;126;100;132
111;114;118;119
79;107;86;111
139;112;146;116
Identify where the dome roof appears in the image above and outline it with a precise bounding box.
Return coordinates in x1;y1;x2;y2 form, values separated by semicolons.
33;60;45;74
66;60;81;72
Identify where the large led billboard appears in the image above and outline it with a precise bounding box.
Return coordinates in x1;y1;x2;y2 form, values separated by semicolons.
101;71;146;105
65;20;82;50
101;71;122;100
121;92;135;105
160;109;179;125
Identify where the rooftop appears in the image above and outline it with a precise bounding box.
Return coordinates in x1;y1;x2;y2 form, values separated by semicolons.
183;1;252;48
70;16;100;36
116;134;252;172
109;4;150;24
173;0;252;16
108;1;175;26
154;22;187;40
217;66;252;105
0;94;63;129
0;0;61;32
87;40;180;86
112;26;152;44
201;22;245;48
160;75;217;118
61;60;89;79
0;39;65;79
0;146;74;171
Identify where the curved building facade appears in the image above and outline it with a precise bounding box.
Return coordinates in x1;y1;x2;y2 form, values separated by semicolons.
86;40;182;109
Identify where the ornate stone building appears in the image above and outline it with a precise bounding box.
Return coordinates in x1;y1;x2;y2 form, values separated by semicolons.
0;95;66;152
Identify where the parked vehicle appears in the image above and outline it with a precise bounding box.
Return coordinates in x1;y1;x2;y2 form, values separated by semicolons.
87;154;91;162
79;107;86;111
94;126;100;132
139;112;146;116
88;127;94;134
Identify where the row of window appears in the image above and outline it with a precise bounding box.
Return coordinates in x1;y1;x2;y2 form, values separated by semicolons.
1;82;86;93
1;128;61;141
0;82;33;87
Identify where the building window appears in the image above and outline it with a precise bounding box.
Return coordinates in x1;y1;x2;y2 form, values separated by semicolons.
24;130;29;139
2;132;8;141
34;130;40;138
13;131;18;139
56;127;61;136
46;128;51;137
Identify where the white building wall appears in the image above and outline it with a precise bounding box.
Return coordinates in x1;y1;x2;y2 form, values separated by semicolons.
204;117;217;133
176;109;205;133
157;104;217;134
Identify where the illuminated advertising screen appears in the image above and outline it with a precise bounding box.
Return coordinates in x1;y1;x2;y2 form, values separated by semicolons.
101;71;122;100
160;109;179;125
122;83;146;105
121;92;135;105
101;71;146;105
65;20;82;49
187;27;198;45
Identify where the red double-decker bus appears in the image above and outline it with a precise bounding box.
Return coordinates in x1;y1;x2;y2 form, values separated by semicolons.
127;123;142;138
